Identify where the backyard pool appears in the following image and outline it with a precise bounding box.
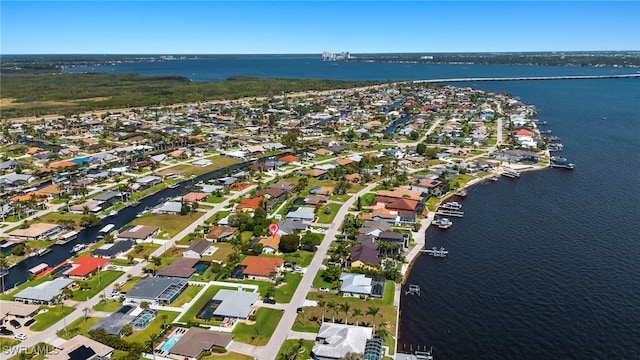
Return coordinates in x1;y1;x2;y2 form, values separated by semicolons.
158;330;185;352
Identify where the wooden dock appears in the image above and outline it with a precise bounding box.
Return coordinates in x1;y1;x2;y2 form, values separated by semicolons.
435;209;464;217
421;247;449;257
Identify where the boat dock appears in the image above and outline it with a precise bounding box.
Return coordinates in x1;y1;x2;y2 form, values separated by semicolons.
435;209;464;217
405;284;421;296
421;247;449;257
55;230;78;245
501;168;521;178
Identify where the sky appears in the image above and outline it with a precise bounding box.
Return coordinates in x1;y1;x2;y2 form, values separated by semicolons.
1;1;639;54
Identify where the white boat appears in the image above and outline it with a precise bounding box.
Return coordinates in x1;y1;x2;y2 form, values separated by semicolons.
432;218;453;229
439;201;462;210
108;210;119;217
70;243;87;254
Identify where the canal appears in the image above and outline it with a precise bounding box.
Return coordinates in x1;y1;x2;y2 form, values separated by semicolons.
2;160;253;290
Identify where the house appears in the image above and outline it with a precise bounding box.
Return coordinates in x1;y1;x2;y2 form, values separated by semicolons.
93;191;123;208
411;178;449;197
155;201;183;214
334;158;354;167
0;300;40;323
277;218;308;235
235;197;262;212
192;159;212;167
9;223;61;241
65;256;110;280
69;199;103;214
339;272;372;297
279;155;299;163
304;194;329;206
91;305;156;335
210;289;260;320
385;198;419;213
118;225;160;242
167;328;234;360
359;219;391;238
269;180;295;192
156;168;186;179
312;323;373;360
46;335;114;360
183;240;213;259
348;245;381;269
14;278;74;304
237;256;284;281
259;235;281;254
495;149;540;163
156;258;199;278
377;231;409;248
125;277;188;305
93;240;134;258
206;226;238;242
299;169;328;179
182;192;208;202
344;173;362;183
136;175;163;188
286;207;316;222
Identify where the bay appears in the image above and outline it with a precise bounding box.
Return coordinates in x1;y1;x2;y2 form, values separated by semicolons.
68;57;640;358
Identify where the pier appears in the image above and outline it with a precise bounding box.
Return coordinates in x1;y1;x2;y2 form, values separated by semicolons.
420;247;449;257
501;168;521;178
435;209;464;217
414;73;640;84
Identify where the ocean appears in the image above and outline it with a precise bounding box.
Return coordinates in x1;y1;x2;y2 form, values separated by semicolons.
68;56;640;358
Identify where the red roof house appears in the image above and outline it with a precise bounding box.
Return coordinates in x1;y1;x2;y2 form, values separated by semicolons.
235;197;262;212
239;256;284;281
67;256;110;279
279;155;298;163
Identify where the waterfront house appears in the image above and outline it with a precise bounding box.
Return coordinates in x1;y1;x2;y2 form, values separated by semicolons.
348;245;381;269
166;328;233;360
93;240;134;258
65;256;110;280
339;272;372;297
377;231;409;248
118;225;160;242
155;201;183;214
311;323;374;360
9;223;62;241
14;278;75;304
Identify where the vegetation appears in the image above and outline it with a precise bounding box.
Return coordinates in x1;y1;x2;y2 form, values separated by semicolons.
232;308;283;345
277;339;314;360
30;305;75;331
72;270;124;301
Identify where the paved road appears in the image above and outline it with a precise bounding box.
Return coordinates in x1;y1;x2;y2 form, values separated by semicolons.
259;182;379;360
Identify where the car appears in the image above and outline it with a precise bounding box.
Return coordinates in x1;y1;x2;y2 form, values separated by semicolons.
0;326;14;336
296;307;304;314
108;265;118;270
263;298;276;304
319;287;330;293
23;318;35;327
15;333;27;340
9;319;21;329
118;280;126;286
294;266;303;272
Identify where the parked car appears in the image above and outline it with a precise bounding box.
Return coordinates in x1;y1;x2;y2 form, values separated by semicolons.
9;320;21;329
0;327;14;336
294;266;303;272
319;287;330;293
263;298;276;304
15;333;27;340
296;307;304;314
23;318;35;327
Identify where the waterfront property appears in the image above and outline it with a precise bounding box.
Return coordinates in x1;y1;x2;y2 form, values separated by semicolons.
117;225;160;242
339;272;385;298
125;277;188;305
91;305;156;335
196;289;259;322
157;327;233;359
14;278;74;304
8;223;61;241
311;322;375;360
92;240;134;258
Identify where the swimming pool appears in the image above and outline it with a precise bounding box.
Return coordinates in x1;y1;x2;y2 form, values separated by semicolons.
158;331;184;352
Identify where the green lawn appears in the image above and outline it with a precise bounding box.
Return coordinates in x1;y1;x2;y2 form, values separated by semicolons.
118;276;143;293
317;203;343;224
57;317;101;340
206;195;226;203
232;308;283;346
205;242;235;262
330;194;351;202
274;272;303;303
312;270;339;290
360;192;377;206
170;285;204;308
108;258;137;266
0;337;20;349
129;243;161;259
201;352;254;360
127;212;204;238
30;305;75;331
72;270;124;301
93;299;123;312
178;285;222;323
277;339;314;360
166;156;241;176
205;210;230;224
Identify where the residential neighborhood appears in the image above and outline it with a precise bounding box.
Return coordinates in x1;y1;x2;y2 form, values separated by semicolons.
0;81;552;360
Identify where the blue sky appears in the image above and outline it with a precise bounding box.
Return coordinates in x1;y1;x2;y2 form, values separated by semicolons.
2;1;639;54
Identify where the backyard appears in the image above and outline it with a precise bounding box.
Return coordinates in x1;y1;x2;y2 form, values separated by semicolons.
30;305;75;331
72;270;124;301
232;307;283;346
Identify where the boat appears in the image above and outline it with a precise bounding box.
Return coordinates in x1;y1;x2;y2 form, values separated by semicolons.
501;168;520;178
489;175;499;182
432;218;453;229
108;210;119;217
548;143;564;152
167;183;180;189
550;157;575;169
435;209;464;218
56;230;78;245
439;201;462;211
70;243;87;254
37;248;51;256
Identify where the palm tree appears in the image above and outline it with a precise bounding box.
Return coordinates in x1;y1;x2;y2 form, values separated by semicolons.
317;299;326;323
83;307;91;321
327;300;337;323
340;302;351;324
0;254;8;294
366;306;380;332
146;333;160;360
351;308;363;326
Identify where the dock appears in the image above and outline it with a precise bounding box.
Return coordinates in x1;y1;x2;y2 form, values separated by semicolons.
420;247;449;257
435;209;464;218
501;168;520;178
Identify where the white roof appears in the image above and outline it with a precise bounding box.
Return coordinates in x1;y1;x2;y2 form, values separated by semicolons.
286;207;316;221
339;272;372;295
312;323;373;359
212;289;259;319
15;278;74;302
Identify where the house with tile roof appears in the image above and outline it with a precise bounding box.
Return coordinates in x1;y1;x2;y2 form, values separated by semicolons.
235;197;262;212
238;256;284;281
259;235;281;254
206;226;238;242
66;256;110;280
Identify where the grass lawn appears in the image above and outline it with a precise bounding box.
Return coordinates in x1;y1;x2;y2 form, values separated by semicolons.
360;192;377;206
127;212;204;238
126;310;178;346
205;210;230;224
317;203;342;224
277;339;314;360
170;285;204;308
72;270;124;301
30;306;75;331
0;337;20;349
56;317;101;340
312;270;339;290
330;194;351;202
201;352;254;360
108;258;137;266
274;272;303;303
206;195;226;203
241;231;253;243
34;212;83;227
167;156;241;176
143;246;182;271
129;243;161;259
203;242;235;262
93;299;123;312
232;308;283;346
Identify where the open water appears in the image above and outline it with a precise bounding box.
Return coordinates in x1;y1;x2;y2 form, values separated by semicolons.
69;56;640;358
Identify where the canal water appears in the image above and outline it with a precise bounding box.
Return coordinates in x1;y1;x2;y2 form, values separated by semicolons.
3;161;251;289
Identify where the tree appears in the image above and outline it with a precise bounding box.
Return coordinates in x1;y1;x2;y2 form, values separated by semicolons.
366;306;380;332
0;254;8;293
146;333;160;360
151;256;161;272
327;300;337;323
140;301;150;310
120;323;133;336
352;308;363;326
416;142;427;155
340;302;351;324
334;180;352;195
321;265;342;283
281;128;301;149
180;201;190;215
279;234;300;253
12;243;26;256
83;307;91;321
318;299;326;323
295;176;309;193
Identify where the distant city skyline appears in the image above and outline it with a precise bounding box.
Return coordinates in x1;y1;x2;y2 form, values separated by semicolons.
1;1;639;55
